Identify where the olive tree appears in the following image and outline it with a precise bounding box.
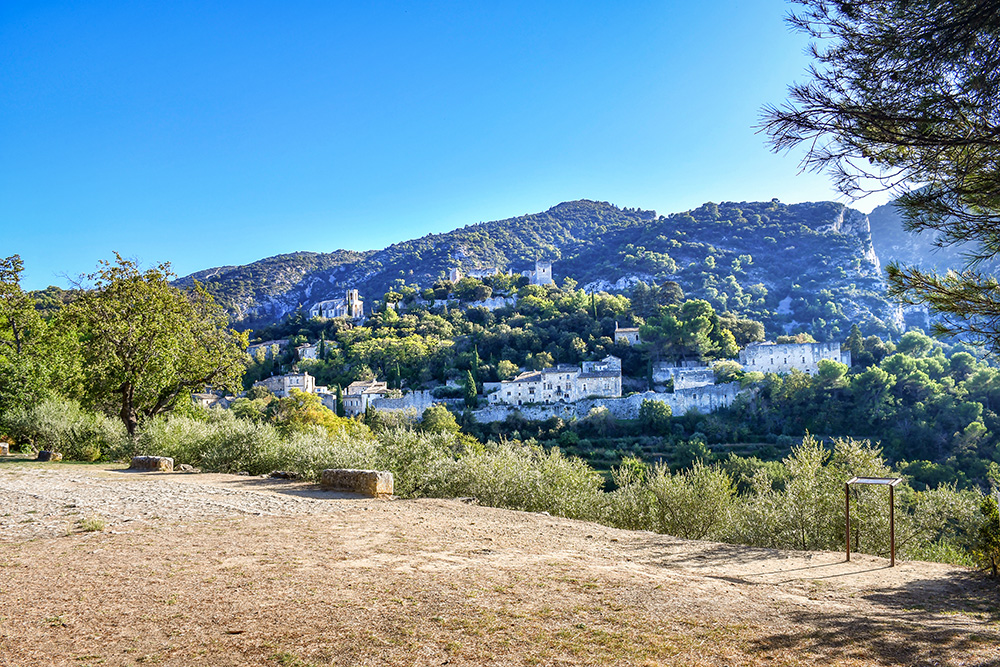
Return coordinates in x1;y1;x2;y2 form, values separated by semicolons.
71;254;247;437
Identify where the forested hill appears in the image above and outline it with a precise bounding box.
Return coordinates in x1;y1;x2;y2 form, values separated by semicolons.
179;199;901;339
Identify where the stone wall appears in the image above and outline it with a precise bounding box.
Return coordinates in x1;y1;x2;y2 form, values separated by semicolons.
371;390;435;414
739;342;850;375
470;382;743;423
652;363;715;389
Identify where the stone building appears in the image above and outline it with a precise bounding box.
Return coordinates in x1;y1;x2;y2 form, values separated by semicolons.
296;342;319;361
449;266;502;283
522;260;554;286
614;322;641;345
309;289;364;319
343;379;391;416
489;356;622;406
739;341;851;375
254;371;329;398
652;361;715;389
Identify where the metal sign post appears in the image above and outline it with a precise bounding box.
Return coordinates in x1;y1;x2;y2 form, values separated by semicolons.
845;476;903;566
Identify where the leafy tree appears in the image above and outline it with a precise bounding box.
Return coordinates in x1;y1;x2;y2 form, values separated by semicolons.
272;389;349;434
647;461;733;539
496;359;519;380
0;255;41;358
762;0;1000;349
974;495;1000;578
70;254;248;437
638;399;672;435
421;403;460;434
845;324;864;364
0;255;53;412
815;359;849;388
714;360;743;384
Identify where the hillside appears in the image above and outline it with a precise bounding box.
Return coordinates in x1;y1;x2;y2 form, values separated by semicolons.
2;461;997;666
179;199;901;338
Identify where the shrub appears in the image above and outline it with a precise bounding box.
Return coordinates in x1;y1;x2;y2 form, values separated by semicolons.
0;397;126;460
449;442;604;521
647;461;734;540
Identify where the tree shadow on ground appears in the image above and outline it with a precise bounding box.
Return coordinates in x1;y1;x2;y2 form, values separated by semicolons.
746;572;1000;665
749;601;1000;666
627;538;1000;665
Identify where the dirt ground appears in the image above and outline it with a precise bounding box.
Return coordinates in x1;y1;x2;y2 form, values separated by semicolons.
1;458;998;666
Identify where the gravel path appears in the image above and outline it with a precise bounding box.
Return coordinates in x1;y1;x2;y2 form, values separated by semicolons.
0;463;370;540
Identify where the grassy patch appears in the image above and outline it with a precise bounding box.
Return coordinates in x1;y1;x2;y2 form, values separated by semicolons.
79;516;106;532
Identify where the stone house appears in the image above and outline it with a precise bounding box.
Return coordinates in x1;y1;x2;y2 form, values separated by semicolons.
254;371;329;399
614;322;641;345
192;392;235;410
296;342;319;361
309;289;364;319
489;356;622;406
343;379;391;416
739;341;851;375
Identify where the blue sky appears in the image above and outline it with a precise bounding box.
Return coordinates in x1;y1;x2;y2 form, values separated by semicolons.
1;1;888;291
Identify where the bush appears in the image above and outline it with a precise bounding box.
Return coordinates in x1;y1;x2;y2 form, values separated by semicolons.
140;413;379;480
449;442;604;521
647;461;734;539
0;397;126;460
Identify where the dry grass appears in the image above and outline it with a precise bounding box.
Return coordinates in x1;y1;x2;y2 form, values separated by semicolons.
0;466;998;666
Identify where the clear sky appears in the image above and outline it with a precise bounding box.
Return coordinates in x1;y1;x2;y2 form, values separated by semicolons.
1;0;890;291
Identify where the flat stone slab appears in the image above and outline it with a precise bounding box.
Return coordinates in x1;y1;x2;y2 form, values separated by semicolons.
130;456;174;472
320;468;393;498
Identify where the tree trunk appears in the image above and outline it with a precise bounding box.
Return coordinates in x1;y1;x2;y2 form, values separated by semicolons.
120;384;138;438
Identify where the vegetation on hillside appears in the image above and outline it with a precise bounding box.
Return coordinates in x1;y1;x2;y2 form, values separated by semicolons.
183;199;898;340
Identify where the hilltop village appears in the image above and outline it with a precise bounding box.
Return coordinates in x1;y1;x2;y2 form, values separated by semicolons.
217;260;855;427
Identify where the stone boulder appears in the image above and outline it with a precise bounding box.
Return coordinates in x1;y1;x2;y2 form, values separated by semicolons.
130;456;174;472
37;450;63;462
0;442;8;456
320;469;394;498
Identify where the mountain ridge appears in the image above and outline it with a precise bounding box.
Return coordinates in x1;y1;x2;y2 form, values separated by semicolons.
179;198;901;339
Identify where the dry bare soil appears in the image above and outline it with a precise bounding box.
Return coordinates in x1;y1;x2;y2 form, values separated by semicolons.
1;459;998;667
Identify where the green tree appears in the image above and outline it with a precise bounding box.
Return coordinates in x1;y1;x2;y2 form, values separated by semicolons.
638;399;672;435
647;461;733;539
421;403;460;434
0;255;41;358
272;388;354;435
496;359;519;381
0;255;54;413
974;495;1000;578
335;384;345;418
763;0;1000;350
845;324;864;364
462;369;477;408
70;254;248;437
